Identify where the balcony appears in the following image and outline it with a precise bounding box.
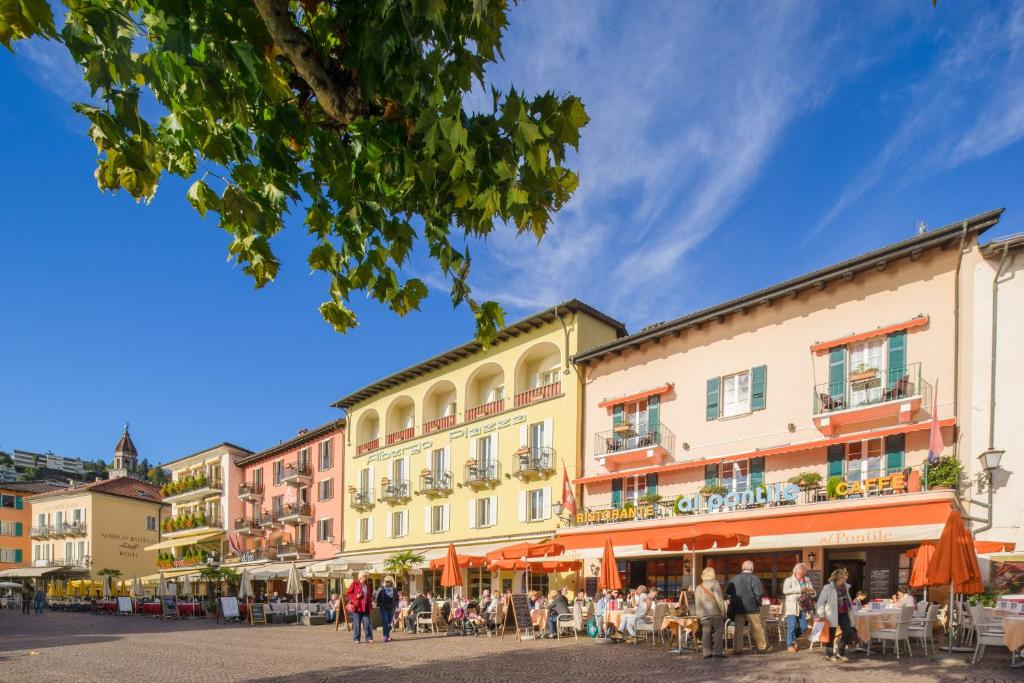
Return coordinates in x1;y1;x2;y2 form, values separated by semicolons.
513;446;556;481
350;488;375;511
238;482;264;503
418;469;453;497
514;382;561;407
52;522;88;537
32;558;91;570
233;516;261;535
280;461;313;487
386;427;416;446
258;510;283;528
30;525;52;538
423;415;456;435
379;480;411;504
465;399;505;422
813;362;928;435
573;464;940;529
356;438;380;456
278;503;313;525
162;475;223;503
274;542;313;560
594;422;676;471
162;511;223;536
464;461;501;489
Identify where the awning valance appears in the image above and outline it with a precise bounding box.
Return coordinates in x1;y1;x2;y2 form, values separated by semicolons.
144;530;222;551
598;384;673;409
0;566;60;579
811;316;929;353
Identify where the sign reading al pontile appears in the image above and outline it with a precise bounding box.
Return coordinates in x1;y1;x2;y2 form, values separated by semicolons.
364;413;528;463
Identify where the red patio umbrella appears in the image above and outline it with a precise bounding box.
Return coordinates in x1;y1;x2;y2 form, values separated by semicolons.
440;543;463;599
926;508;985;654
598;537;622;592
908;541;936;590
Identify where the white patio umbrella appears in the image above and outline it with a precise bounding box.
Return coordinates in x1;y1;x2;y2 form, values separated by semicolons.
181;573;192;598
286;562;301;619
238;570;252;602
102;575;111;599
157;572;167;598
133;577;143;598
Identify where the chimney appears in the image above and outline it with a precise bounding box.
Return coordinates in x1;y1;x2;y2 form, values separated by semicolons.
297;428;309;436
917;221;927;235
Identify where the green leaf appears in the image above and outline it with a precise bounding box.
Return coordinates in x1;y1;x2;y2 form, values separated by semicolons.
186;180;220;217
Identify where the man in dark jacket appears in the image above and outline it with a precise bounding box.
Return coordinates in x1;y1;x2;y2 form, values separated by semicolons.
405;592;431;632
726;561;768;653
545;590;571;638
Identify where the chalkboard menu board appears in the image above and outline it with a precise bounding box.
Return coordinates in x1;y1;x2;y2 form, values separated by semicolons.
500;593;533;640
218;597;240;621
869;568;891;598
584;577;598;600
162;596;178;620
249;602;267;624
117;597;133;614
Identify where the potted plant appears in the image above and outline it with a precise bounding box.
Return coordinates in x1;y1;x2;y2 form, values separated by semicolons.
699;484;727;497
381;476;391;485
514;446;531;456
420;467;432;477
787;472;822;490
826;475;844;499
347;485;357;493
639;493;662;505
196;511;206;526
925;456;962;490
849;363;878;382
465;459;477;467
613;421;635;435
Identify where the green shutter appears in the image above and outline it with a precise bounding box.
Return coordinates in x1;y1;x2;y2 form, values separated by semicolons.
15;522;23;537
646;473;658;496
704;463;719;486
14;549;22;563
612;404;624;427
827;444;845;479
14;496;22;510
611;479;622;509
749;457;765;489
751;365;767;411
706;377;721;421
885;434;905;474
887;331;907;388
647;395;660;440
828;347;846;400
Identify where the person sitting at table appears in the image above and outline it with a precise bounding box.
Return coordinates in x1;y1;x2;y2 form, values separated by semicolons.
696;567;727;658
618;585;651;644
324;593;339;624
545;589;571;638
854;591;868;607
892;586;915;609
405;592;431;633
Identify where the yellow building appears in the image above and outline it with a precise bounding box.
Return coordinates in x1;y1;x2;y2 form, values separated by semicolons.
27;476;166;586
332;300;624;596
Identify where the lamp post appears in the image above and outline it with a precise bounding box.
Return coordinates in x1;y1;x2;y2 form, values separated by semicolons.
969;447;1004;536
551;501;573;527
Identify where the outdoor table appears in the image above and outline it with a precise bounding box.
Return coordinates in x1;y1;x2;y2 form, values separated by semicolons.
95;600;117;614
853;608;902;647
1003;616;1024;667
530;608;547;630
604;608;633;631
178;602;201;617
142;602;161;615
664;615;699;653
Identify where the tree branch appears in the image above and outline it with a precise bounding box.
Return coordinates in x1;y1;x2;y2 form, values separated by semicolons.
253;0;361;125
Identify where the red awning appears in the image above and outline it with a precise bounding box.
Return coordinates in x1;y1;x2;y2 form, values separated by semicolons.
811;316;929;353
597;384;673;409
485;541;565;562
574;418;955;485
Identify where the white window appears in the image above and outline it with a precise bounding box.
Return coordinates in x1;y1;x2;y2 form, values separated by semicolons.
443;401;457;417
319;440;333;471
477;435;494;469
298;447;311;469
72;509;82;523
77;541;86;561
64;541;72;561
319;479;334;501
472;497;496;528
526;488;550;522
429;504;449;533
392;457;407;483
849;339;886;406
390;511;407;538
528;421;545;448
623;474;650;506
487;384;505;402
431;448;448;476
847;438;883;482
146;516;157;531
722;371;751;417
359;467;371;492
273;460;284;485
0;549;16;563
317;518;333;542
719;460;749;493
358;517;373;543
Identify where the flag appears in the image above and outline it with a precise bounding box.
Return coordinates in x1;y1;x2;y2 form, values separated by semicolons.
227;532;241;555
927;379;943;465
562;467;577;517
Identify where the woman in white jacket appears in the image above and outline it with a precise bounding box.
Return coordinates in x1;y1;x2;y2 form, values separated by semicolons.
782;562;816;652
816;567;854;662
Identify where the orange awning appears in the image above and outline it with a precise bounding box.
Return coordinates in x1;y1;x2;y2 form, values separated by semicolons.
811;316;929;353
598;384;673;409
925;509;984;594
485;541;564;562
644;527;750;552
598;537;622;591
487;559;581;573
428;554;488;570
575;418;955;485
975;540;1015;554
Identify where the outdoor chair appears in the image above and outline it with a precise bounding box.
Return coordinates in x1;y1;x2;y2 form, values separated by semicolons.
818;392;845;412
635;603;667;646
969;604;1007;664
415;605;435;633
883;375;910;401
913;601;929;619
908;603;939;655
556;611;577;640
871;604;915;659
725;618;753;651
433;602;451;634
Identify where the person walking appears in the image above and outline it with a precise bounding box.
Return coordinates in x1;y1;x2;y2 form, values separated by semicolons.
816;567;854;662
725;561;768;653
695;567;727;658
345;572;374;643
33;587;45;615
783;562;816;652
21;584;31;615
374;575;399;642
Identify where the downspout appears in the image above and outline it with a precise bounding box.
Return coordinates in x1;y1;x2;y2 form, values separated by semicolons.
554;305;572;374
972;243;1011;537
951;222;968;460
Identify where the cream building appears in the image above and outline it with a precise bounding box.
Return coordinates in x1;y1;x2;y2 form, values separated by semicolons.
333;300;624;595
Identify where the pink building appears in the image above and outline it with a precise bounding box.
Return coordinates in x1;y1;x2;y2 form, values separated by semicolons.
231;419;345;566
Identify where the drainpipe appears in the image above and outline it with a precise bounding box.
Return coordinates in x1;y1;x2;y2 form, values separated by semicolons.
971;243;1012;537
554;305;573;374
951;222;968;459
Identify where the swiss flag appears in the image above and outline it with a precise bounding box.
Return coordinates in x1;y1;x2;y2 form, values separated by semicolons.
562;468;577;517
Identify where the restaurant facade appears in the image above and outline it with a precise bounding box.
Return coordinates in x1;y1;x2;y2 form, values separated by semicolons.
560;209;1005;601
331;300;625;596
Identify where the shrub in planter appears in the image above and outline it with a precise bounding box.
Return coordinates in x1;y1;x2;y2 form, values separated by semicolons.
826;476;844;499
196;511;207;526
699;484;727;497
925;456;962;490
639;493;662;505
787;472;822;490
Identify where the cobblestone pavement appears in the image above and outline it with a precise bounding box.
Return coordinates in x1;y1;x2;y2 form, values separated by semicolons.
0;611;1021;683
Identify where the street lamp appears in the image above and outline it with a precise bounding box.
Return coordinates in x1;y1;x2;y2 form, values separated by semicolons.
551;501;573;527
970;447;1005;536
978;447;1004;473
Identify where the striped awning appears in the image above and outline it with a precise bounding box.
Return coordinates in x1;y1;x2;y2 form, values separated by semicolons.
144;530;222;551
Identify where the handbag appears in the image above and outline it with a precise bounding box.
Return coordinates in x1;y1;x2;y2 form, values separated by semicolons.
798;591;816;613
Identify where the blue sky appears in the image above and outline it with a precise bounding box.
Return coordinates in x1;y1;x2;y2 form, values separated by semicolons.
1;1;1022;466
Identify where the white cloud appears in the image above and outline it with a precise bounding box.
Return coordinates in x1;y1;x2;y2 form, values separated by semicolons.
15;37;89;102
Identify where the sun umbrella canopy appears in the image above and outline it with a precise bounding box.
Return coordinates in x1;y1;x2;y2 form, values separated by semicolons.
157;573;167;597
101;575;111;599
598;538;622;591
180;573;191;596
286;562;302;595
926;508;985;594
643;527;750;552
440;543;463;588
908;541;937;589
485;540;565;562
238;570;252;601
428;554;488;570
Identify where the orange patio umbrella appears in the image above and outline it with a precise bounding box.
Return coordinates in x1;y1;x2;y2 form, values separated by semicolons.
974;540;1015;554
485;540;565;562
428;554;488;570
926;508;985;654
598;537;622;592
908;541;936;589
440;543;463;598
